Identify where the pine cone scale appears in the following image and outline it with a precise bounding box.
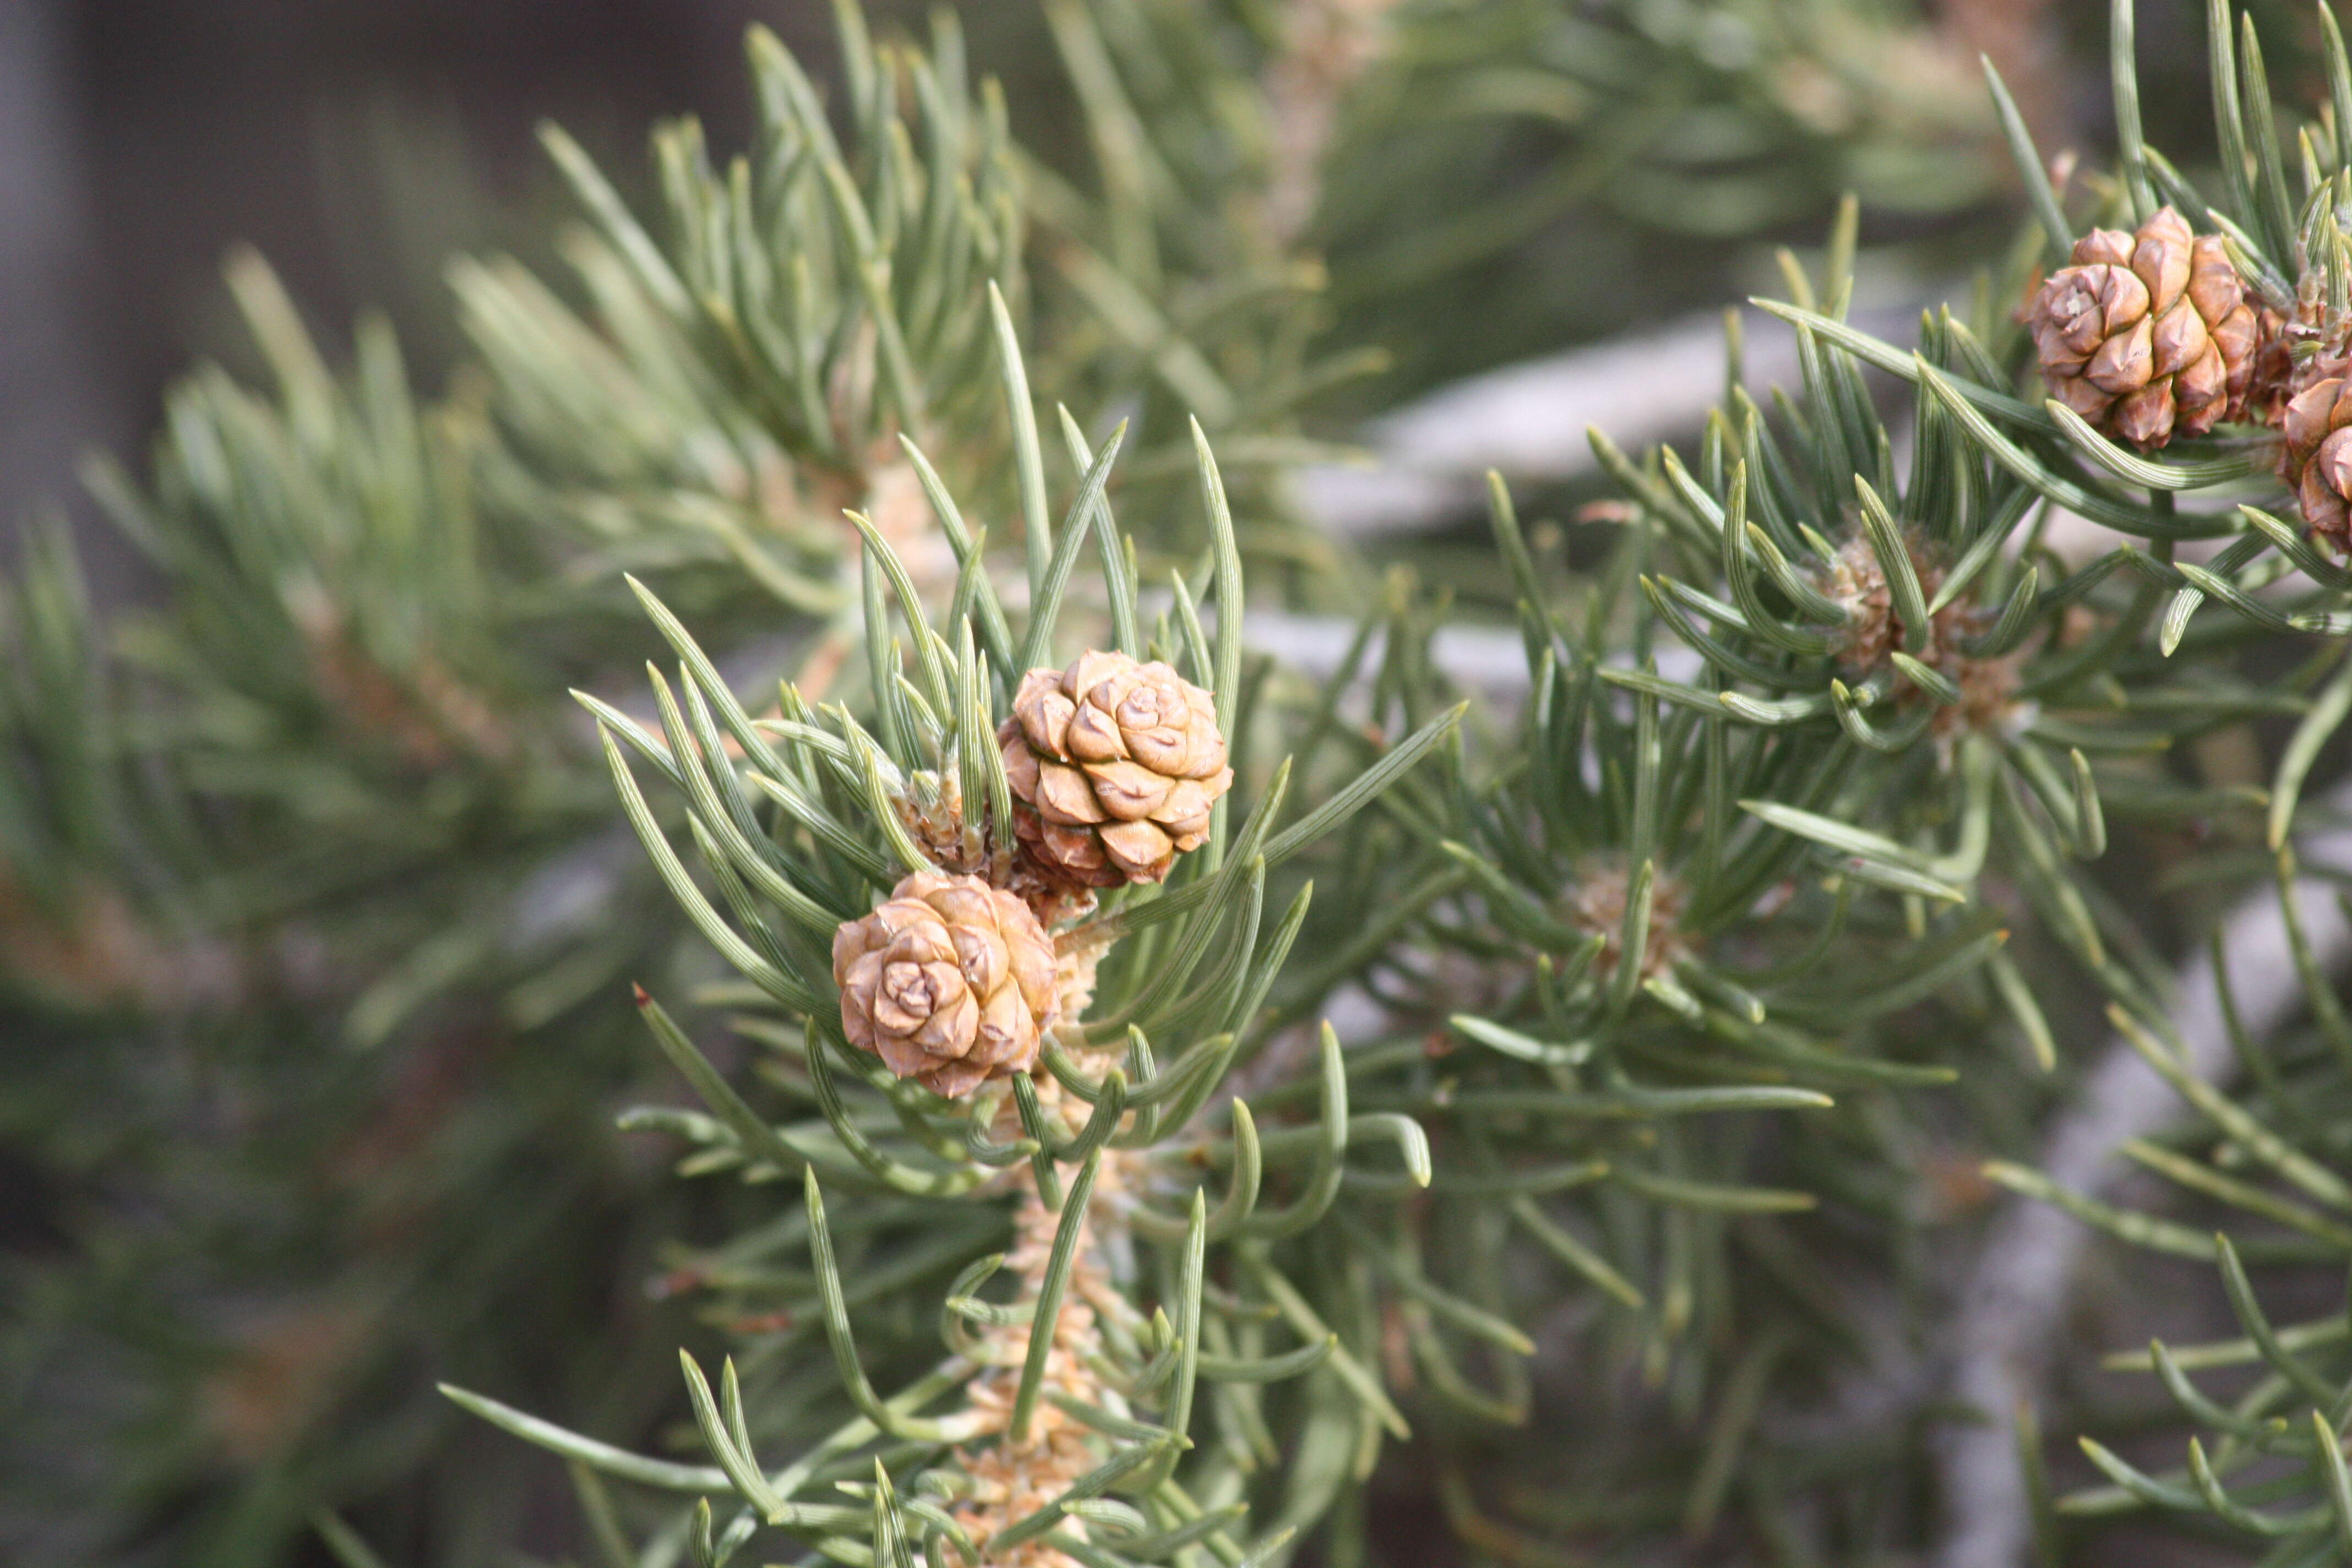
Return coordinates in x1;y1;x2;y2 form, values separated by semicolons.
2307;429;2352;541
1085;759;1175;820
2050;375;2115;421
1014;671;1079;756
2112;379;2173;449
1037;759;1111;825
2131;210;2192;307
2148;300;2208;379
2084;313;2152;394
1066;705;1127;763
1097;819;1176;878
2279;377;2352;553
2285;378;2344;453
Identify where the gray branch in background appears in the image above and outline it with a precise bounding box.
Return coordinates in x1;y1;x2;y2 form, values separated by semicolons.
1237;609;1702;704
1239;611;1533;697
1292;302;1916;538
1932;790;2352;1568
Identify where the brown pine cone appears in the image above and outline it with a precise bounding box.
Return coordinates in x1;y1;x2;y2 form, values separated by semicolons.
2029;206;2263;450
832;870;1058;1097
2280;372;2352;553
998;651;1235;888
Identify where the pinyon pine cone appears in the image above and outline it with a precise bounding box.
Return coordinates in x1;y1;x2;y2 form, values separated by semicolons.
2281;372;2352;552
999;651;1234;887
2029;206;2263;450
833;870;1058;1097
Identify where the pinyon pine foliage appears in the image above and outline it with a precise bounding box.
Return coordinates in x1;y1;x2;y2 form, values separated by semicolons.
35;1;2352;1566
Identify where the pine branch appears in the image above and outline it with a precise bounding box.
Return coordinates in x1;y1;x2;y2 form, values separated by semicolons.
1934;794;2352;1567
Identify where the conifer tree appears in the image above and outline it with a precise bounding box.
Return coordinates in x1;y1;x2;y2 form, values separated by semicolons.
40;2;2352;1566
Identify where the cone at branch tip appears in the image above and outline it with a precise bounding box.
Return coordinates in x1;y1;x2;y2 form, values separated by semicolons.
998;650;1235;888
834;870;1058;1097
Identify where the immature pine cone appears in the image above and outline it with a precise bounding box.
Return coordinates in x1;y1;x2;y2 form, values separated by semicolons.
2280;372;2352;553
833;870;1058;1097
999;651;1234;887
2029;206;2262;450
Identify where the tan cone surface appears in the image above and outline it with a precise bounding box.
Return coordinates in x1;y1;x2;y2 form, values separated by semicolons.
2030;206;2262;450
832;870;1058;1097
999;651;1234;886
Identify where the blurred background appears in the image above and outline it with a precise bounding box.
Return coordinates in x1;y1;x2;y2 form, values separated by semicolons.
6;0;2284;591
1;0;868;599
0;0;2317;1564
0;0;2056;576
